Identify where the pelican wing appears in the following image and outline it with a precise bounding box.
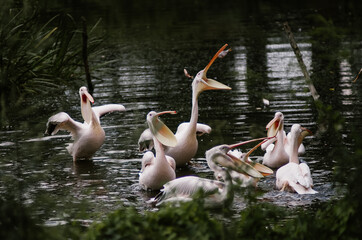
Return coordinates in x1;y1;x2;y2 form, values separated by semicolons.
166;155;176;171
138;128;154;151
139;151;155;175
155;176;222;205
45;112;84;137
299;163;314;189
176;122;212;136
92;104;126;119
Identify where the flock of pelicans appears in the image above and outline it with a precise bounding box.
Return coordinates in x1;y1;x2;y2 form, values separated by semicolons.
45;44;317;209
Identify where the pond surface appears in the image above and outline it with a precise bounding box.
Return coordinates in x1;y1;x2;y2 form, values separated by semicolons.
1;1;362;225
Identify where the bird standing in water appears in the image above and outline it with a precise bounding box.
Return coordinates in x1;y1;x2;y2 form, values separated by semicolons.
45;86;126;161
139;44;232;167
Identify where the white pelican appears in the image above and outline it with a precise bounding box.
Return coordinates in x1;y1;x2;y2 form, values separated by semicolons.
262;112;305;168
45;86;126;161
149;140;264;209
139;44;231;166
276;124;317;194
139;111;178;190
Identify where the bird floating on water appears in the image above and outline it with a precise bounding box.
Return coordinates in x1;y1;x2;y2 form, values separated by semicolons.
149;138;267;209
139;111;178;190
276;124;317;194
45;86;126;161
138;44;232;167
262;112;306;168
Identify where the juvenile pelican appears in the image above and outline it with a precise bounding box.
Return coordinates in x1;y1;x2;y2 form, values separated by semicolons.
45;86;126;161
262;112;305;168
149;140;264;209
139;111;178;190
138;44;231;166
276;124;317;194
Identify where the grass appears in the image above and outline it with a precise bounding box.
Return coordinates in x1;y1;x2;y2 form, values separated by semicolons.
0;4;107;127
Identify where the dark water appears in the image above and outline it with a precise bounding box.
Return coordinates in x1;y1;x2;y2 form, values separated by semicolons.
1;1;362;225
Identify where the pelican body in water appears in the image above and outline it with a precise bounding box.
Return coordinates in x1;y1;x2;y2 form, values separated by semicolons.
138;44;232;166
45;86;126;161
276;124;317;194
262;112;306;168
139;111;178;190
150;139;266;209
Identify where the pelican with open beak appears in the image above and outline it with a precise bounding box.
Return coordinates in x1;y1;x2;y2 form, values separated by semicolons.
223;137;274;187
149;138;267;209
45;86;126;161
139;44;232;167
139;111;178;190
262;112;306;168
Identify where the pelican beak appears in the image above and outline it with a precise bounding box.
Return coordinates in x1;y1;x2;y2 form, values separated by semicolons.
298;127;312;146
225;137;274;178
82;91;94;104
201;44;231;91
241;138;274;176
150;111;177;147
266;116;282;137
226;152;264;178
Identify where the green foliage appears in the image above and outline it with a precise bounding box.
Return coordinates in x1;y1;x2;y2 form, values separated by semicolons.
84;201;225;240
231;203;286;240
0;194;48;240
0;5;103;102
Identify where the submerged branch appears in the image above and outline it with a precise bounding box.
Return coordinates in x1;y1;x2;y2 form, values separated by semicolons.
283;22;319;101
352;68;362;83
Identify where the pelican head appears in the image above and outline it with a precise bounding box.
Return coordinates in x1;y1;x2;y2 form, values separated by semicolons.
79;86;94;104
147;111;177;147
266;112;284;137
79;86;94;124
206;141;264;178
192;44;232;99
290;124;313;147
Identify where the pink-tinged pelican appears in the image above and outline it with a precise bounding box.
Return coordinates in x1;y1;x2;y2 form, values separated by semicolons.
262;112;305;168
139;111;178;190
139;44;231;166
149;139;265;209
45;86;126;161
276;124;317;194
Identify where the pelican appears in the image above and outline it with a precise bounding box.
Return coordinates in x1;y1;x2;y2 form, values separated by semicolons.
138;44;231;166
139;111;178;190
276;124;317;194
149;140;264;209
45;86;126;161
225;138;274;187
262;112;305;168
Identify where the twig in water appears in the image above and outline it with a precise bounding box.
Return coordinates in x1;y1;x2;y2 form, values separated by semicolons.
283;22;319;101
352;68;362;83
